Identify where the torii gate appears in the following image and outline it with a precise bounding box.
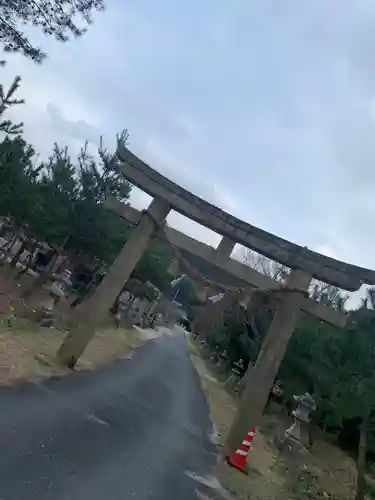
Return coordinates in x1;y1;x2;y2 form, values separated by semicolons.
57;144;375;458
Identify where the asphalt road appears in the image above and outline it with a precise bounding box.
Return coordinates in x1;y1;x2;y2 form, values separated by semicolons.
0;328;220;500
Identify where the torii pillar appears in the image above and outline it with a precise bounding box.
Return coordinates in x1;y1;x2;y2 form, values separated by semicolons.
57;197;171;368
222;268;312;459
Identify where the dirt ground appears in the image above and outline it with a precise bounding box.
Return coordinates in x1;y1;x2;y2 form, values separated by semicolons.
0;265;79;320
188;338;357;500
0;324;145;385
0;267;152;386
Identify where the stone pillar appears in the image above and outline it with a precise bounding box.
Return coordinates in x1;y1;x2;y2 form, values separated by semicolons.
216;236;235;259
57;197;171;367
222;268;312;459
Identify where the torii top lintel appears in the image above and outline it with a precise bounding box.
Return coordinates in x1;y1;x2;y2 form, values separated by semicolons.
116;145;375;292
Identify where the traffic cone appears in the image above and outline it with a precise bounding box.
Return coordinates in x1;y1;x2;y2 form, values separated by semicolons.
226;427;256;473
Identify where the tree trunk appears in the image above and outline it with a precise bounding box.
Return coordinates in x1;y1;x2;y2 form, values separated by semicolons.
322;421;327;434
355;410;369;500
308;418;316;449
308;387;317;449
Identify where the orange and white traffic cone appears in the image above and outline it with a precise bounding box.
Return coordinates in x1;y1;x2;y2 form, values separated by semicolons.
226;427;256;473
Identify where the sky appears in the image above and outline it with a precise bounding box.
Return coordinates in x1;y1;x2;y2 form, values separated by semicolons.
3;0;375;303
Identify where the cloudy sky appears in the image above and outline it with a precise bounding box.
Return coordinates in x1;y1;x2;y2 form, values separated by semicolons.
3;0;375;297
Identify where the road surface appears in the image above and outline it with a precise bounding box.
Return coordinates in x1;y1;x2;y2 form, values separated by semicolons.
0;328;221;499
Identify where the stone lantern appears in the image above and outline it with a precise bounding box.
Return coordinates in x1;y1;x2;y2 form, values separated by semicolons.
39;269;72;327
279;392;316;453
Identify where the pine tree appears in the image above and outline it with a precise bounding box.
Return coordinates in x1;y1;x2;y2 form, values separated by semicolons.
0;75;24;134
0;0;105;62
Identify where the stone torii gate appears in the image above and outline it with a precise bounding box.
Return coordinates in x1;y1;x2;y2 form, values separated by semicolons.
57;144;375;457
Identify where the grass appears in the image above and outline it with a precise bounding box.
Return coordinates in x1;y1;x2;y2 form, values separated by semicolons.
0;320;151;386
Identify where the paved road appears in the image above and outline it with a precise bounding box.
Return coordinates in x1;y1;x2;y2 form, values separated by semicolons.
0;329;220;499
